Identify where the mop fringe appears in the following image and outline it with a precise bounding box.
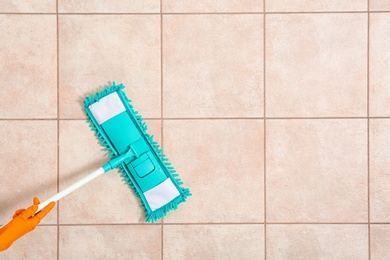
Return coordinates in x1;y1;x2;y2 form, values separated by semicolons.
84;82;191;222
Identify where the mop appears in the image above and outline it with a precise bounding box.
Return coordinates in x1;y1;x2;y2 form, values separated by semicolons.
37;82;191;222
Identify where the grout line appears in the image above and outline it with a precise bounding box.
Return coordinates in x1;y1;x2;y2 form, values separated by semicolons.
263;6;267;260
262;222;374;225
49;223;159;226
162;117;265;120
6;10;390;16
2;116;390;121
47;116;390;121
0;13;57;15
1;10;390;16
59;12;160;15
29;222;390;227
160;2;164;258
162;116;376;120
3;116;390;121
0;118;60;120
56;1;60;259
192;10;389;14
265;116;372;120
367;2;371;258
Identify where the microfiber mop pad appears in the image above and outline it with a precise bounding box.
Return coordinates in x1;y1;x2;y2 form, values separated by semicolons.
84;82;191;222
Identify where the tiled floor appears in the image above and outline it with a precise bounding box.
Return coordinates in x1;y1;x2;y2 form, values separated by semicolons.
0;1;389;259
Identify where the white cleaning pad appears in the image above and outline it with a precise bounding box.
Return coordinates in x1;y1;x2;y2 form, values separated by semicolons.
144;178;180;210
89;92;126;124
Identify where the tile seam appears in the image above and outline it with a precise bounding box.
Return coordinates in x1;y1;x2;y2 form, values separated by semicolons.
5;11;390;15
263;3;267;259
367;0;371;258
36;222;381;226
5;116;390;121
160;1;164;258
56;0;60;259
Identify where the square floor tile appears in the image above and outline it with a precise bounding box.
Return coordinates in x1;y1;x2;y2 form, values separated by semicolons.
59;120;161;224
163;120;264;223
371;225;390;260
267;225;368;259
0;15;57;118
164;224;264;259
59;15;161;119
369;14;390;117
59;225;160;259
265;0;366;12
266;14;367;117
0;1;56;12
163;0;263;12
370;119;390;222
0;121;57;225
59;0;159;13
266;119;367;222
0;226;57;258
163;15;263;118
370;0;390;11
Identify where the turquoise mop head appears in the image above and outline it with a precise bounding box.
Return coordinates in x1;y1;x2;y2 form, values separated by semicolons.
84;82;191;222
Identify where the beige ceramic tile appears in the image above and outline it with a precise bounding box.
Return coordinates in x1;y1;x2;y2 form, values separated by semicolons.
59;0;159;13
370;0;390;11
266;14;367;117
370;14;390;116
0;0;55;12
163;0;263;12
0;15;57;118
266;120;367;222
163;120;264;223
59;120;161;224
59;225;160;259
0;226;57;258
371;225;390;260
266;0;366;12
0;121;57;225
59;15;160;119
163;15;263;118
145;119;162;144
370;119;390;222
267;225;368;259
164;224;264;259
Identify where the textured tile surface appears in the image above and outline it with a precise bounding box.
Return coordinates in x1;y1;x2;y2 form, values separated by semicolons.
266;14;367;117
0;226;57;259
163;120;264;223
0;121;57;225
370;0;390;11
59;15;161;119
370;13;390;116
59;0;159;13
1;2;386;259
266;120;367;222
266;0;366;12
59;120;161;224
59;225;161;260
0;15;57;118
370;119;390;222
163;15;263;118
164;225;264;259
267;225;368;259
163;0;263;12
371;225;390;260
0;0;56;12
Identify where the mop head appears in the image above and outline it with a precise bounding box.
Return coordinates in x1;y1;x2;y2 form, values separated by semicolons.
84;82;191;222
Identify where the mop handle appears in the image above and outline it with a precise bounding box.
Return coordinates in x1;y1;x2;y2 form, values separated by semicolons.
37;167;105;212
36;149;134;212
